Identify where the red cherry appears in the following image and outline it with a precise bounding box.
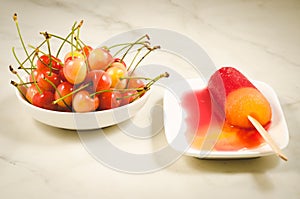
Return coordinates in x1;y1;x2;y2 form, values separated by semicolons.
120;90;138;106
58;68;67;82
127;78;145;89
81;46;93;58
98;91;121;110
32;91;57;110
54;82;74;108
37;70;61;92
113;58;126;67
36;54;62;73
26;84;40;103
18;85;27;97
29;69;41;83
85;70;112;93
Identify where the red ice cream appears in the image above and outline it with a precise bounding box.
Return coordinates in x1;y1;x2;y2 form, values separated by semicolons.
208;67;272;129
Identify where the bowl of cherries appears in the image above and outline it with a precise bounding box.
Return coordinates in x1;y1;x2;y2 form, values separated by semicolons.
10;14;168;130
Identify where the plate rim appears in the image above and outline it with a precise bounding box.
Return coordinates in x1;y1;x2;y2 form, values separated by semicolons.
163;78;289;159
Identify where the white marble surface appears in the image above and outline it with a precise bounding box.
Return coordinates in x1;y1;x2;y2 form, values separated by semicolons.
1;0;300;198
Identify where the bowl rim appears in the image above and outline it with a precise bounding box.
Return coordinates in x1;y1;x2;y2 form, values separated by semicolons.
15;85;152;115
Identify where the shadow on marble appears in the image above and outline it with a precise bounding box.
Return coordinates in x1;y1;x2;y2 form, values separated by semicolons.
178;156;281;191
180;155;280;174
33;120;79;141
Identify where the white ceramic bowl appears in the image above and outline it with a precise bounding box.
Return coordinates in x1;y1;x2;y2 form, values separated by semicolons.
16;88;151;130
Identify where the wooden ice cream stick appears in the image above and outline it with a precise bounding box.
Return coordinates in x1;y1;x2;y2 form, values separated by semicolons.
247;115;287;161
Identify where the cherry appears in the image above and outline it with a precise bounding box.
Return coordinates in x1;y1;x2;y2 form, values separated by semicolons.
106;63;127;88
98;91;121;110
37;70;61;92
64;51;85;63
120;90;139;106
29;69;41;83
113;58;126;67
109;61;127;70
88;48;113;70
58;68;67;82
63;58;87;84
81;46;93;59
18;84;27;97
25;84;40;103
72;90;99;112
127;78;145;89
32;90;57;110
36;54;62;73
85;70;112;93
54;81;74;108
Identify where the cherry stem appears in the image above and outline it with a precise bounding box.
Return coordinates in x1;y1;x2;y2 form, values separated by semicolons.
129;45;160;76
89;87;144;98
34;54;60;72
119;76;152;81
30;56;42;94
10;80;27;100
108;41;149;51
75;21;83;49
119;34;149;63
126;45;146;72
31;46;64;68
75;36;87;47
43;78;72;110
130;90;147;102
116;90;145;102
12;47;30;75
42;32;81;56
106;43;129;50
90;72;169;103
32;77;42;94
13;39;46;75
42;32;54;75
74;37;89;68
145;72;169;89
18;67;36;70
111;42;145;58
51;21;82;58
70;22;78;59
13;13;35;69
15;81;36;86
16;40;47;73
53;83;90;105
12;13;42;93
9;65;27;87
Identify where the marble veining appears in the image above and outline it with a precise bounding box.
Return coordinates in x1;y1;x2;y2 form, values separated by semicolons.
0;155;50;185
